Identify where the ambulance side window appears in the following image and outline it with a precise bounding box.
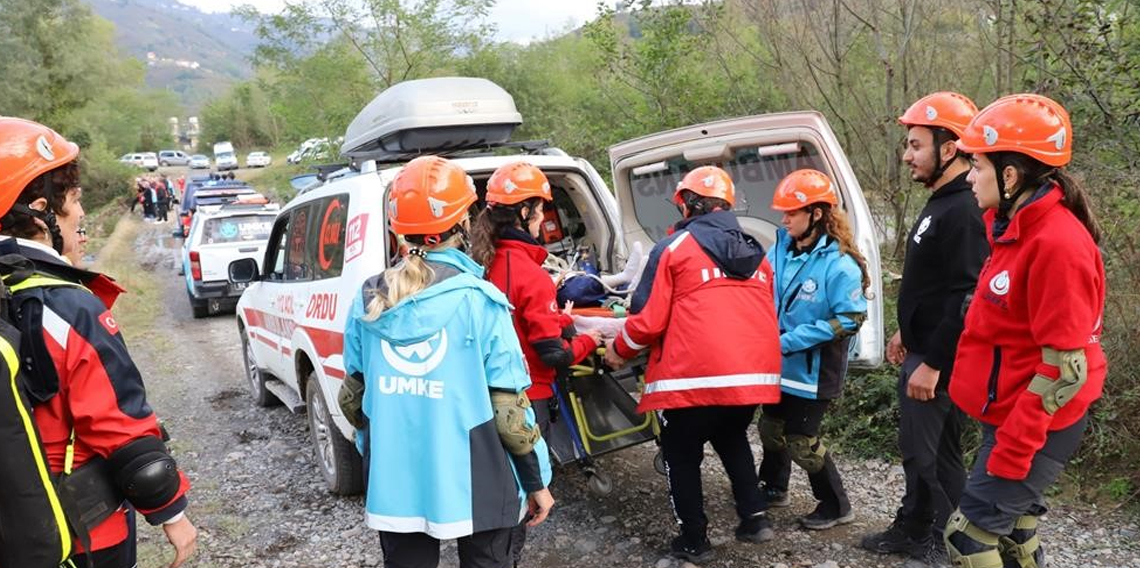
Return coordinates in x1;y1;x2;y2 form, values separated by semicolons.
264;212;291;281
307;194;350;280
284;204;313;282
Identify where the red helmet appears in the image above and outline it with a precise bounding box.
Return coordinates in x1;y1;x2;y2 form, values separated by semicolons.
956;93;1072;167
771;169;838;211
673;166;735;207
898;92;979;139
387;156;476;238
0;117;79;218
485;162;551;205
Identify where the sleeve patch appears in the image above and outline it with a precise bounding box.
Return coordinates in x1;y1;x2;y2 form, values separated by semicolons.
99;310;120;336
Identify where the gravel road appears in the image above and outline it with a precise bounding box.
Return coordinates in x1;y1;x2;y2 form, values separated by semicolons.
116;219;1139;568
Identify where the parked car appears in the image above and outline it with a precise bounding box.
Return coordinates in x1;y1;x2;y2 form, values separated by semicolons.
246;151;272;168
159;150;191;166
189;154;210;169
139;152;159;171
179;179;259;238
119;153;144;167
119;152;157;171
229;77;884;495
214;141;239;171
182;199;277;318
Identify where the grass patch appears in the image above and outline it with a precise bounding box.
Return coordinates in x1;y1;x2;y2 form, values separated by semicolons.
91;215;162;341
245;160;309;204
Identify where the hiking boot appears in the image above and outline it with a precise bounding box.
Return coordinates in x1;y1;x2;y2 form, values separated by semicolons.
860;520;930;557
735;512;776;543
761;484;791;508
669;535;713;563
799;503;855;530
911;537;949;567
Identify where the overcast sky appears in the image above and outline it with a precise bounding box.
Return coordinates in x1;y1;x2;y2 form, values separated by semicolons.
179;0;606;43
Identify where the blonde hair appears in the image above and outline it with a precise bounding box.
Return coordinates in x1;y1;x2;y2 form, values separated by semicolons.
363;233;465;321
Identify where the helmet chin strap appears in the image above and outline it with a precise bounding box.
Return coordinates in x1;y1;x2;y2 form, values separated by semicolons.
8;203;64;254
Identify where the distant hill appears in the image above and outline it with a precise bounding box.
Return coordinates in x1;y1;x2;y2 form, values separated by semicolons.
85;0;259;113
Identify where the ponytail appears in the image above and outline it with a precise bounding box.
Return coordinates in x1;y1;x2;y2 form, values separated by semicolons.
1051;169;1102;244
991;151;1102;244
362;233;465;321
469;198;544;269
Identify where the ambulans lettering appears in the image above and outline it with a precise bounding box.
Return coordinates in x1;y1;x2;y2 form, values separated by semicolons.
305;292;337;321
276;294;295;316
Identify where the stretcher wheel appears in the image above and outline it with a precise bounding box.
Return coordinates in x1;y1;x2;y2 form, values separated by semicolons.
586;471;613;496
654;449;667;476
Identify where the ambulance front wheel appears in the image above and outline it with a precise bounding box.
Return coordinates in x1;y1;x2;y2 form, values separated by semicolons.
306;374;364;495
586;471;613;496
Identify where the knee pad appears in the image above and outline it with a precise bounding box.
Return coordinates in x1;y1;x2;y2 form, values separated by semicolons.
490;390;540;455
787;434;826;473
106;436;181;510
998;515;1042;568
944;510;1003;568
758;415;786;451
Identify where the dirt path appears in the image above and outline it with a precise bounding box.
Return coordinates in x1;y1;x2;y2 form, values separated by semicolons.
104;217;1138;568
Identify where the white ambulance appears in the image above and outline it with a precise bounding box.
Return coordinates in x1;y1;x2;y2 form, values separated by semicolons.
229;77;884;494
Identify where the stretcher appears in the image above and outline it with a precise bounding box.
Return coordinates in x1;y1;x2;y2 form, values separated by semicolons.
539;309;666;496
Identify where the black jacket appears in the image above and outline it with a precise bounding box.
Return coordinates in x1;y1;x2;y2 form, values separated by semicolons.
896;172;989;383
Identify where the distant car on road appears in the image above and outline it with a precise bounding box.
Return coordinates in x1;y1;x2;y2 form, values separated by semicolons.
189;154;210;169
214;141;239;171
120;152;157;171
140;152;159;171
159;150;191;167
245;151;272;168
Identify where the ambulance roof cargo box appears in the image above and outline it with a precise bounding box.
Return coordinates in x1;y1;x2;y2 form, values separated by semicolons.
341;77;523;160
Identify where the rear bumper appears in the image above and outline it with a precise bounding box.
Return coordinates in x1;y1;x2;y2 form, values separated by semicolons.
190;281;243;301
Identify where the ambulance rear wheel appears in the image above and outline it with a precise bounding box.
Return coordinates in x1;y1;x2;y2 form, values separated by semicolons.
587;471;613;496
305;374;363;495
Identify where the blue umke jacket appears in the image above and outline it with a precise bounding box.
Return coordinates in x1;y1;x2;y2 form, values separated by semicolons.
342;248;552;539
768;229;868;400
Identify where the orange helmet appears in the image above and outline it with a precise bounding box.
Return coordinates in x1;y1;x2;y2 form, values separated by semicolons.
387;156;476;238
673;166;735;207
956;93;1072;167
484;161;551;205
898;92;979;138
0;117;80;218
772;169;838;211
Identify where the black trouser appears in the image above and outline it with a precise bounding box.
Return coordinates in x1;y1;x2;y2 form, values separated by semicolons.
379;527;515;568
156;200;169;221
660;404;765;542
69;510;137;568
508;399;556;567
959;415;1087;535
895;353;966;537
758;396;849;516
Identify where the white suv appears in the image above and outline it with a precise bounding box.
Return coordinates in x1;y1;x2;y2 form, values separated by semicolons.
229;77;883;495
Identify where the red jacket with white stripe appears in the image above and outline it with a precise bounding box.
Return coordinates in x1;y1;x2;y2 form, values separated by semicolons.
5;239;190;553
949;186;1106;480
612;211;782;412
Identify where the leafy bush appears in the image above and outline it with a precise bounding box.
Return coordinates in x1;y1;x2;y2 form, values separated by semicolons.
79;140;135;211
